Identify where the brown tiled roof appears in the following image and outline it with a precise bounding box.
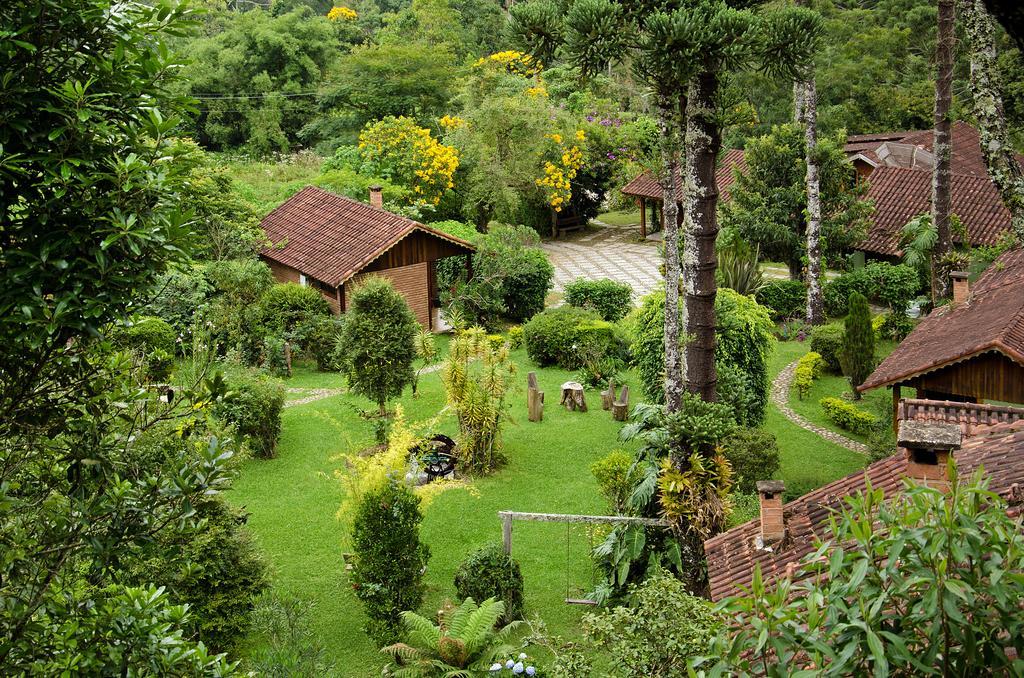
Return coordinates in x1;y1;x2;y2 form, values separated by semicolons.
893;122;991;176
844;130;919;165
620;149;747;201
259;186;474;287
857;166;1012;256
858;249;1024;391
704;404;1024;601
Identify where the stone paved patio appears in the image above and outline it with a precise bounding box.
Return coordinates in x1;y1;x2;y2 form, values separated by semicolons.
541;221;662;299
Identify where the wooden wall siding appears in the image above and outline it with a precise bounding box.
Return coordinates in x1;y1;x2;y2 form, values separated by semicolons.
346;262;431;329
905;351;1024;404
263;256;342;315
362;230;471;273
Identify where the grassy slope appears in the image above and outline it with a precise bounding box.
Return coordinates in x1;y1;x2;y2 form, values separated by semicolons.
229;349;638;676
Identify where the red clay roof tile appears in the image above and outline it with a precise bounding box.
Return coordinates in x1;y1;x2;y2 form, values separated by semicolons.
620;149;747;202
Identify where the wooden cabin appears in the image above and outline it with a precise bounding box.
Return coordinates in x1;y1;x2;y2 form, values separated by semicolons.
259;185;475;330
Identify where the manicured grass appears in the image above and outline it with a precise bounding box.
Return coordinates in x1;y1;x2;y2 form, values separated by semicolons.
595;209;641;227
229;349;640;676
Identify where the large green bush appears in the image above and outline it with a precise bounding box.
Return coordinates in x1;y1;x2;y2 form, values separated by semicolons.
822;262;921;317
206;259;275;363
336;277;419;416
809;322;845;373
110;315;177;355
722;428;781;494
351;481;430;646
300;315;346;371
453;544;525;625
755;279;807;320
523;306;625;369
257;282;331;335
213;368;286;459
503;246;555;322
564;278;634;322
841;292;875;395
629;289;773;426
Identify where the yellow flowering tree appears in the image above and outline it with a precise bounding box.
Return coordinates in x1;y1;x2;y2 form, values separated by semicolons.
472;50;543;77
327;6;357;21
536;129;585;212
358;116;459;206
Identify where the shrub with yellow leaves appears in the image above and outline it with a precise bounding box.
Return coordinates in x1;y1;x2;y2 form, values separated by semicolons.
439;114;466;130
473;50;543;77
535;129;585;212
327;5;357;21
358;116;458;206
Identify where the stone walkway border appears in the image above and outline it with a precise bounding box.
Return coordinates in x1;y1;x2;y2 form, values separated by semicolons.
770;359;868;454
283;363;444;408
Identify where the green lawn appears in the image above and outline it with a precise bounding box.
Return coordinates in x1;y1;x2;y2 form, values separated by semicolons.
229;337;867;675
229;348;640;676
595;209;641;227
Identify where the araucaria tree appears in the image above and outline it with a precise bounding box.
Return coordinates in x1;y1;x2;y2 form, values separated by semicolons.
840;291;875;397
931;0;956;300
961;0;1024;246
336;277;420;416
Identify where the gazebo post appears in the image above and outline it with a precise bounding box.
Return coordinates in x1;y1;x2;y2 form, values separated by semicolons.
639;197;647;239
892;385;901;434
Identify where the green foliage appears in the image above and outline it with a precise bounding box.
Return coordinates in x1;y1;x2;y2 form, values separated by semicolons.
591;449;635;514
720;124;871;273
716;238;765;297
246;592;334;677
214;367;286;459
523;306;624;370
179;154;266;260
721;428;781;495
336;277;419;415
454;545;525;625
109;315;178;381
381;597;522;675
149;264;213;343
755;279;807;321
726;492;760;528
823;262;922;317
793;351;825;400
441;328;516;475
840;292;875;394
207;259;276;363
820;396;877;436
582;570;722;678
300;315;346;371
507;325;524;349
698;472;1024;676
351;481;430;647
809;322;846;373
257;283;332;336
128;493;269;652
564;278;633;322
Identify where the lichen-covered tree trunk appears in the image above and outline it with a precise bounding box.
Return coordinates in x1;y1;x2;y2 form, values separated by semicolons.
932;0;955;300
683;71;720;402
799;76;825;325
962;0;1024;245
658;95;685;413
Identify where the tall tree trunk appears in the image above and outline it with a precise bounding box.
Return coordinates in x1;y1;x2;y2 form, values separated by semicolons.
657;94;684;413
800;76;825;325
962;0;1024;245
683;70;720;403
932;0;955;300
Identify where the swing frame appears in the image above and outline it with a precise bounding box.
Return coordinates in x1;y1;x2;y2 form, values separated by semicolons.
497;511;671;605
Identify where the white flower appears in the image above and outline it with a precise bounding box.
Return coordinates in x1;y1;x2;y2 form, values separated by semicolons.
513;662;524;674
506;660;515;669
518;653;527;660
489;663;502;672
526;667;536;677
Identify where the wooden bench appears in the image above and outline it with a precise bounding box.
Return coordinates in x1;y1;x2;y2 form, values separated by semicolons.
554;214;587;238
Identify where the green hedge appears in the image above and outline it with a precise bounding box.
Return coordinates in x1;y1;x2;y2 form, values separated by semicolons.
820;397;877;436
564;278;633;322
794;351;825;400
523;306;626;369
213;368;286;459
810;322;845;374
755;279;807;320
453;544;524;625
823;262;920;317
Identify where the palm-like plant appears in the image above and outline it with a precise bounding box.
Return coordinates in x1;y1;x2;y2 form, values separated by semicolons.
900;213;938;271
716;239;765;297
381;597;522;677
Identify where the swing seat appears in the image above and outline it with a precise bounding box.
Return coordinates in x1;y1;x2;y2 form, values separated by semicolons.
564;598;598;606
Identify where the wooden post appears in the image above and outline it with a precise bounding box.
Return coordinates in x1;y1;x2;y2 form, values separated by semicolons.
550;209;558;239
502;513;513;554
527;372;544;422
612;385;630;421
639;198;647;239
284;341;293;376
601;380;617;410
892;384;901;434
560;381;587;412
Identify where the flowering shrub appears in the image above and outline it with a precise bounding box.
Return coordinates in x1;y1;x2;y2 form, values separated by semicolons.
489;653;540;675
473;50;543;77
535;130;585;212
326;5;357;21
438;114;465;130
793;351;825;400
358;116;458;206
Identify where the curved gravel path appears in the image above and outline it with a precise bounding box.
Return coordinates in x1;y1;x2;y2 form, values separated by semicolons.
283;363;445;408
771;359;868;454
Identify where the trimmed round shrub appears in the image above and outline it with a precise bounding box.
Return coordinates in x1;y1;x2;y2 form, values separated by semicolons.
820;396;877;435
351;481;430;646
523;306;625;369
111;315;177;355
502;247;555;322
809;322;845;373
755;279;807;320
213;368;286;459
564;278;634;322
453;544;524;625
722;428;781;494
257;282;331;334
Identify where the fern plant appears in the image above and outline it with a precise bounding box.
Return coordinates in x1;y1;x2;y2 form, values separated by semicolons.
381;597;522;677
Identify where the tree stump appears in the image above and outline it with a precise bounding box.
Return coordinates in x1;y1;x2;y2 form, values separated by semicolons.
560;381;587;412
600;381;617;410
612;385;630;421
527;371;544;422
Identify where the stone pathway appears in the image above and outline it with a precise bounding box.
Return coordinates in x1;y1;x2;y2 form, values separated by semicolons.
771;359;868;454
283;363;444;408
541;221;663;298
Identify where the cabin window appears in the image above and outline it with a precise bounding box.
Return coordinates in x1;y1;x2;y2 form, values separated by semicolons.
299;274;307;287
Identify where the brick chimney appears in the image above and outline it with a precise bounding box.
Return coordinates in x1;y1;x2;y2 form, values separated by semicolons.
950;270;970;304
756;480;786;546
369;185;383;210
897;419;962;491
